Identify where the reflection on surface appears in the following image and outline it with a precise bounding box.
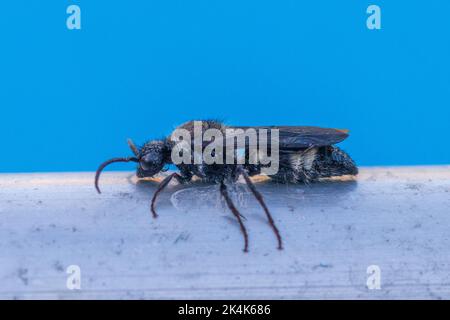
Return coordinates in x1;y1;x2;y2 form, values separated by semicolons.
168;176;358;213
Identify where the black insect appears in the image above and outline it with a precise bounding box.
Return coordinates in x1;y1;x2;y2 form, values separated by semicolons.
95;120;358;252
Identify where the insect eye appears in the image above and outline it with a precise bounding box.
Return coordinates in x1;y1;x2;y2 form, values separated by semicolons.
139;160;152;171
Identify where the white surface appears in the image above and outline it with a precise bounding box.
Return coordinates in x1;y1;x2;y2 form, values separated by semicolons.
0;166;449;299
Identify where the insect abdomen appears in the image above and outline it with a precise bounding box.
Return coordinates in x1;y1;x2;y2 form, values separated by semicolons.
272;146;357;183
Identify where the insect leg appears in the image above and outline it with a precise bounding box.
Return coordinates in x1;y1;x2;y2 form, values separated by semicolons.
238;167;283;250
150;172;184;218
219;181;249;253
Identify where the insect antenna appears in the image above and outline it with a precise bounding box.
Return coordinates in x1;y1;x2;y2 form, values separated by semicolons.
127;138;139;156
95;157;139;194
219;181;249;253
238;167;283;250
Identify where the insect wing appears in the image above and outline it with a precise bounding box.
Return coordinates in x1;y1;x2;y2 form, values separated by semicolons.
225;126;349;149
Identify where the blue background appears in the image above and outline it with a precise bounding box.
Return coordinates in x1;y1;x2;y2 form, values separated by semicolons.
1;1;449;173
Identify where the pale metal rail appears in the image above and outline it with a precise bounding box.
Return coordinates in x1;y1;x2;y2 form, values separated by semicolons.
0;166;449;299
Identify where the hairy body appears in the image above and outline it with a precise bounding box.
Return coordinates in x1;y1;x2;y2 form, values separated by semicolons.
137;120;358;183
